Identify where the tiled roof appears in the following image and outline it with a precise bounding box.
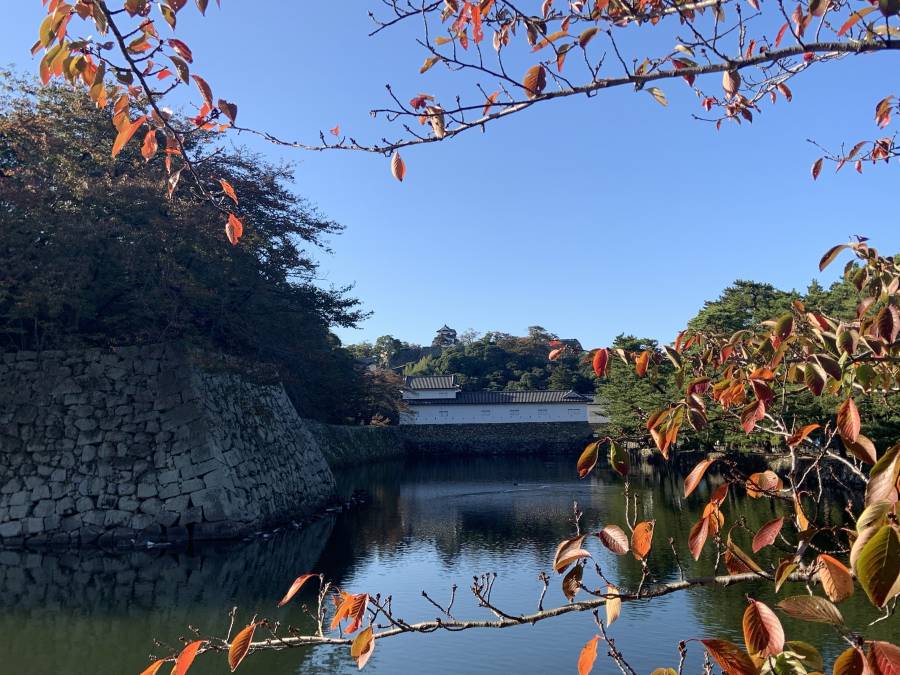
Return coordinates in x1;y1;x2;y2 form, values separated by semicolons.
404;375;459;390
408;390;592;405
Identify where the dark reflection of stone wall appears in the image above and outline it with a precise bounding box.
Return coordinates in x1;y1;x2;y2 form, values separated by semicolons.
0;517;334;613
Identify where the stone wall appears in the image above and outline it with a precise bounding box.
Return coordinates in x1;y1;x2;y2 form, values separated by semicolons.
0;344;335;547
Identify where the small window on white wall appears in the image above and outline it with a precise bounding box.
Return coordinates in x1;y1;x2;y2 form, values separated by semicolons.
481;409;491;417
537;408;548;418
439;410;449;418
510;409;520;418
568;408;580;415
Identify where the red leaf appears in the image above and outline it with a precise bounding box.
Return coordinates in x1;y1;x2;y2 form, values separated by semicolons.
688;516;710;560
752;517;784;553
167;38;193;62
811;157;823;180
192;75;214;108
330;125;340;137
218;99;238;124
775;22;789;47
837;398;861;444
228;623;258;671
592;348;609;378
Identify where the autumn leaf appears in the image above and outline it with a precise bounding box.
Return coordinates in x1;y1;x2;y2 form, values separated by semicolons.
562;564;583;602
596;525;629;555
844;434;877;465
811;157;823;180
684;458;715;498
609;440;630;477
218;99;238;124
482;90;499;116
391;152;406;182
420;55;441;73
578;636;600;675
111;115;147;157
577;440;600;478
635;350;650;377
554;535;591;573
818;554;854;603
688;516;709;561
330;125;340;137
646;87;667;107
225;213;244;246
173;641;205;675
701;639;757;675
631;520;654;560
787;423;820;448
819;244;849;271
833;647;869;675
277;573;317;607
592;348;609;378
139;660;166;675
350;625;375;670
605;584;621;626
742;598;785;659
774;558;799;593
867;641;900;675
855;525;900;608
751;517;784;553
228;623;257;671
522;64;547;98
776;595;845;626
837;397;861;444
141;129;158;161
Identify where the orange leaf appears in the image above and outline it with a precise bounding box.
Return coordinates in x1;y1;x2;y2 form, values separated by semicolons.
139;660;166;675
482;90;499;116
684;458;715;498
228;623;257;672
220;178;238;205
787;423;820;448
592;348;609;378
522;64;546;98
390;152;406;182
635;350;650;377
225;213;244;246
173;641;204;675
631;520;654;560
218;98;238;124
111;115;147;157
834;647;869;675
330;125;340;137
277;573;317;607
818;554;854;603
578;636;600;675
141;129;158;162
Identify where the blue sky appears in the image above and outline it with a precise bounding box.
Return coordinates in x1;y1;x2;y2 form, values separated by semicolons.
2;3;897;349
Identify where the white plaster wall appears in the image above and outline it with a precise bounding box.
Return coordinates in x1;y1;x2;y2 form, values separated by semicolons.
401;388;459;400
400;403;589;425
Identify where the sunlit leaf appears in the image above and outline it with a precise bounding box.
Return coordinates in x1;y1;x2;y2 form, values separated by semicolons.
855;525;900;608
646;87;667;107
742;598;785;659
173;641;204;675
776;595;844;626
609;440;630;478
562;563;583;602
277;574;317;607
688;516;709;561
701;639;757;675
577;440;600;478
111;115;147;157
774;558;798;593
350;625;375;670
684;458;715;498
868;641;900;675
752;517;784;553
596;525;629;555
220;178;238;205
522;64;547;98
631;521;654;560
817;554;854;603
391;152;406;182
866;444;900;506
592;348;609;378
578;636;600;675
833;647;869;675
139;660;166;675
225;213;244;246
606;584;621;626
228;623;257;672
837;398;861;444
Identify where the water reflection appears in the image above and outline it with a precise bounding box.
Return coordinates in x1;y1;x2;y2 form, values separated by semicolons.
0;456;894;674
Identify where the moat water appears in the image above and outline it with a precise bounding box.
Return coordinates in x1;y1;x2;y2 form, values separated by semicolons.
0;456;894;674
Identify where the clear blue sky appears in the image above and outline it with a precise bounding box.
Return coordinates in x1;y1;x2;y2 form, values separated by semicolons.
3;4;897;348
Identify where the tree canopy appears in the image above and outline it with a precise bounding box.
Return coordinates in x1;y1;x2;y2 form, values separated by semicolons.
0;71;406;423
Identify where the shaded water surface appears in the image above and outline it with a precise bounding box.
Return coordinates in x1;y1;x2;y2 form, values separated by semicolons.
0;456;894;674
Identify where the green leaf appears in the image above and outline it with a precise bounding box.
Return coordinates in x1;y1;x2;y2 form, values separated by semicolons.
855;524;900;608
609;440;630;477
